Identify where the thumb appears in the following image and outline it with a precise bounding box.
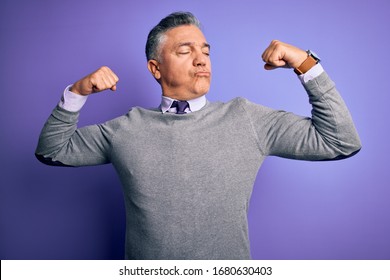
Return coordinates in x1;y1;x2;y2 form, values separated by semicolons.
264;63;277;70
264;61;290;71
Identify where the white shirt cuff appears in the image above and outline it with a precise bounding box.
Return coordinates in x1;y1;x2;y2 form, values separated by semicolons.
58;85;88;112
298;63;324;84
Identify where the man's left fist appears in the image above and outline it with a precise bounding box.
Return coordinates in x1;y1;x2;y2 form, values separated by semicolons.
262;40;308;70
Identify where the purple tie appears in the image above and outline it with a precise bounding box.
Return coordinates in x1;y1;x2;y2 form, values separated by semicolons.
171;100;189;114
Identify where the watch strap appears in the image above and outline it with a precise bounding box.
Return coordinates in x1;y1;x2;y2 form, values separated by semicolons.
294;54;318;75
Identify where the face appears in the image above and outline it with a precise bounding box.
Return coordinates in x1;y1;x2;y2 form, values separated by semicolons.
147;25;212;101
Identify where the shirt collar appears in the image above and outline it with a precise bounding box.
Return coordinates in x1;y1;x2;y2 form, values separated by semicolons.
160;95;207;113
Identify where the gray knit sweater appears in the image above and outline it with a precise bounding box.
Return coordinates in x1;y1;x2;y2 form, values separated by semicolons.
36;72;361;259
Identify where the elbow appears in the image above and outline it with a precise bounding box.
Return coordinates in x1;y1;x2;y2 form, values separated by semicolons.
348;134;362;157
343;145;361;159
35;153;53;165
35;153;71;167
349;141;362;158
333;137;362;160
352;140;362;155
337;124;363;159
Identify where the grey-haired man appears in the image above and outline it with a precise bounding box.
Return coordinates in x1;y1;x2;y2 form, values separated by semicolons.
36;12;361;259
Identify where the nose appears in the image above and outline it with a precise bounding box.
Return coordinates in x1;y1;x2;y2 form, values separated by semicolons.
193;49;207;67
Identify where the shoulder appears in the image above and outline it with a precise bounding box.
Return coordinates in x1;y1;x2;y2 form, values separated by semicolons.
98;107;139;128
208;97;251;110
210;97;269;113
214;98;279;122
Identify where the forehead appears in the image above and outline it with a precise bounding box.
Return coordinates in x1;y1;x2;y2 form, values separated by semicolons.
163;25;208;48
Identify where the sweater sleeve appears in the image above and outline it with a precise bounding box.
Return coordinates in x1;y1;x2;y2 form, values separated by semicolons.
35;105;117;167
240;71;362;161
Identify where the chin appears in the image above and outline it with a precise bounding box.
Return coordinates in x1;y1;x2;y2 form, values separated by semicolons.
193;89;209;98
194;84;210;96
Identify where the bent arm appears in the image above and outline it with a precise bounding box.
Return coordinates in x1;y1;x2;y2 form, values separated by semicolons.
35;66;120;166
35;105;115;167
243;71;361;161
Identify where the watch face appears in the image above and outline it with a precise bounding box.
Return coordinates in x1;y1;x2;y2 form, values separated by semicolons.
307;50;321;62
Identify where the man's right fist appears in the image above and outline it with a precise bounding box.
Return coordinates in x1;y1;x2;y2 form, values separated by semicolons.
70;66;119;96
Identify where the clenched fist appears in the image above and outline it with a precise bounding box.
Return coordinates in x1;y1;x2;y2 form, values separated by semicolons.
71;66;119;95
262;40;308;70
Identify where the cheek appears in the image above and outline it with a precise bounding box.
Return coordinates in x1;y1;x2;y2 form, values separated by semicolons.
166;61;190;76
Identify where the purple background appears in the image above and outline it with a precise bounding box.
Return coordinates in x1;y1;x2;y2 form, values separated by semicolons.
1;0;389;259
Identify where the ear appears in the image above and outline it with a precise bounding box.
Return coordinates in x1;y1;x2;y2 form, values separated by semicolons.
147;59;161;80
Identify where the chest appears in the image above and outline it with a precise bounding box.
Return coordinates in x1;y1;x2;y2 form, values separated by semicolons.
109;113;264;212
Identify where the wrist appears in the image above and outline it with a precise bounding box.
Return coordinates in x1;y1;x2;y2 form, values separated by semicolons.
291;51;310;69
294;50;321;75
69;84;83;95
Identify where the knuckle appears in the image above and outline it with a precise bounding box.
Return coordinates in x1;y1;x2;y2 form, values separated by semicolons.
89;73;99;83
89;75;97;84
97;66;110;76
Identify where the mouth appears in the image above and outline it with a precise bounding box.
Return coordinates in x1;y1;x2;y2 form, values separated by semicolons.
195;71;211;77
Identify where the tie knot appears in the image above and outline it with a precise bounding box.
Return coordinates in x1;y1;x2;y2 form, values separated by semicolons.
171;100;189;114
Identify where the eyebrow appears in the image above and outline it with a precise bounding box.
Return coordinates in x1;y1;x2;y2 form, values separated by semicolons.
176;42;211;50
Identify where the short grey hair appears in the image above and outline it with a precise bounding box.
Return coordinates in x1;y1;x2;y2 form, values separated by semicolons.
145;12;201;61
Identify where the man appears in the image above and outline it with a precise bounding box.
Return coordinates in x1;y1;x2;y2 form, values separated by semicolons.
35;12;361;259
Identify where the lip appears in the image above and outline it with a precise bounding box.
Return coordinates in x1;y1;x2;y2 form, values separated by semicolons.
195;71;211;77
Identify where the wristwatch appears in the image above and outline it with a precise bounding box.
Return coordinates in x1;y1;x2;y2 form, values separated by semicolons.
294;50;321;75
